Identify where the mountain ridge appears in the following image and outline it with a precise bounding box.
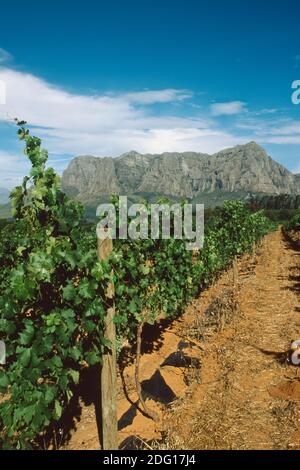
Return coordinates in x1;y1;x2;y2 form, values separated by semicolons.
61;142;300;206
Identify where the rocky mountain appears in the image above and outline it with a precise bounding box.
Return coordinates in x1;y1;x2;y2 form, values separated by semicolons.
61;142;300;207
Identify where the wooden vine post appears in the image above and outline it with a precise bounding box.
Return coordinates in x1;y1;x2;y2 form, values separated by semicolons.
97;228;118;450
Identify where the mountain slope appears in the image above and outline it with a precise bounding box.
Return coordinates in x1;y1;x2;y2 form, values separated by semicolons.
0;188;10;205
0;203;12;219
61;142;300;206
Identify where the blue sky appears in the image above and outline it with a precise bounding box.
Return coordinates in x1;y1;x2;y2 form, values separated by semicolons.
0;0;299;188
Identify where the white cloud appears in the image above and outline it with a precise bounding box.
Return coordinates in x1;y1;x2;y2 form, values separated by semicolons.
269;121;300;135
122;89;193;104
247;119;300;144
0;48;13;64
0;68;245;167
210;101;247;116
251;108;278;116
293;164;300;174
0;69;200;136
235;115;300;145
0;150;30;188
264;135;300;144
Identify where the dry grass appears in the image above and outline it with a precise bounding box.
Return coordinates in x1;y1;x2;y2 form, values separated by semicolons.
154;231;300;450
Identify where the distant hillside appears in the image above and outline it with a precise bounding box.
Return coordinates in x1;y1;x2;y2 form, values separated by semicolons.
0;203;12;219
62;142;300;211
0;188;10;205
249;193;300;210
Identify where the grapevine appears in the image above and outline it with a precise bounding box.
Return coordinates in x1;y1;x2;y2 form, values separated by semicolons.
0;123;273;448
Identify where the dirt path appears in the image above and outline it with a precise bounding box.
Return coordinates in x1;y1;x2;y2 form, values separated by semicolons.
164;229;300;450
64;229;300;450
